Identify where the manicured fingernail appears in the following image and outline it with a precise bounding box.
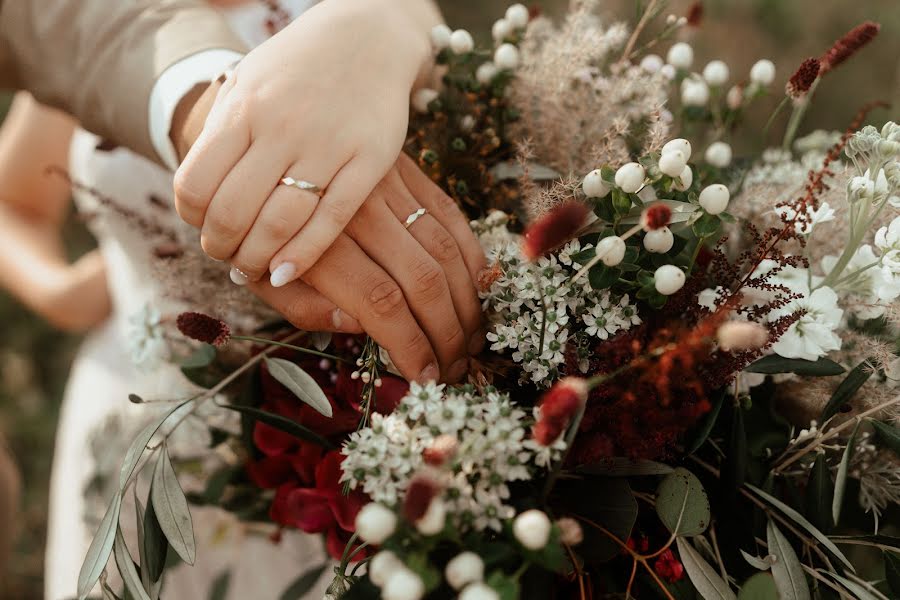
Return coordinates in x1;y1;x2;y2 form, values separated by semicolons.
270;262;297;288
468;330;486;355
229;266;249;286
417;363;439;383
448;358;469;382
332;308;361;332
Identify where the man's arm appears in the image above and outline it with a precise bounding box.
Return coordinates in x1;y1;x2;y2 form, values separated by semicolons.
0;0;246;164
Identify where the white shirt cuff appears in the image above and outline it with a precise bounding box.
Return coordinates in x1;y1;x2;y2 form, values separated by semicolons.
149;49;245;171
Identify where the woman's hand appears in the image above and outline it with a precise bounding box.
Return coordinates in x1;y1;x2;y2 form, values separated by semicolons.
174;0;441;288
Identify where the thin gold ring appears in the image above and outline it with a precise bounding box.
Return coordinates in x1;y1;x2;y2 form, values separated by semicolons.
404;208;427;229
280;177;323;198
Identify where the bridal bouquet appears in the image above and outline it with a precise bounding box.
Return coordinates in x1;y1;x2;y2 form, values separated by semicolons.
82;2;900;599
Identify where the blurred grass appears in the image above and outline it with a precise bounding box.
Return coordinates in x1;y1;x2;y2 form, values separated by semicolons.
0;1;897;598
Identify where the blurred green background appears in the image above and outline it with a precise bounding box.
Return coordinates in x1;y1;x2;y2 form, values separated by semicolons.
0;0;897;597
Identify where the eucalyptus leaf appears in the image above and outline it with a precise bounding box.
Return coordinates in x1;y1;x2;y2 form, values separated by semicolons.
740;549;774;571
737;573;778;600
767;520;811;600
821;360;872;421
832;421;860;526
279;564;328;600
151;447;196;565
265;357;332;418
656;468;711;537
575;457;673;476
676;537;737;600
217;403;334;449
885;552;900;597
806;454;834;533
745;356;844;376
77;494;122;600
745;484;853;571
870;419;900;456
114;528;151;600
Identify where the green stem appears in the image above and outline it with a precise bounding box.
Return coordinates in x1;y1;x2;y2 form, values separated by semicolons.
231;335;346;362
782;79;820;151
762;96;790;142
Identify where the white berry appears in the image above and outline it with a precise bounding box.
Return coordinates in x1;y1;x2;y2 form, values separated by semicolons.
666;42;694;69
699;184;730;214
492;18;513;42
674;165;694;191
476;62;498;85
681;79;710;106
726;85;743;110
383;568;425;600
430;24;453;50
654;265;686;295
660;64;677;80
644;227;674;253
750;59;776;86
513;509;552;550
460;583;501;600
582;169;610;198
369;551;403;588
505;3;530;28
705;141;733;168
450;29;475;54
415;498;446;536
658;150;687;177
494;43;520;70
615;162;645;194
445;552;485;590
702;60;730;86
355;503;397;545
662;139;692;160
412;88;439;114
596;236;626;267
640;54;664;73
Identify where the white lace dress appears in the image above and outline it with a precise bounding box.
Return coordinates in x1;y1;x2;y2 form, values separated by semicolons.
43;2;331;598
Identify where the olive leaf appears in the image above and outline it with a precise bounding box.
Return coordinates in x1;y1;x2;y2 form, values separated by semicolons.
77;493;122;600
820;359;872;421
767;520;811;600
833;421;860;526
656;467;711;537
217;403;334;449
806;454;834;533
739;549;774;571
745;356;844;376
114;527;151;600
870;419;900;456
265;357;332;417
827;572;881;600
151;446;196;565
119;401;191;490
279;564;328;600
676;537;737;600
575;457;673;476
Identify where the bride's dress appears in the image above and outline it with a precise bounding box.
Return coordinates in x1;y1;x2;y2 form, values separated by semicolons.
43;2;331;598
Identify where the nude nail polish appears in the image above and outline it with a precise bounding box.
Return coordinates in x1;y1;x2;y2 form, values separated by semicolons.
229;266;249;286
417;363;439;383
468;330;486;355
270;262;297;288
448;358;469;382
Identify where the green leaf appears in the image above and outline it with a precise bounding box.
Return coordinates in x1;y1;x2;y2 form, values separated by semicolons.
686;391;725;454
180;344;216;369
676;537;737;600
588;264;620;290
119;402;191;490
656;468;711;537
766;520;811;600
576;458;673;476
279;564;328;600
486;571;520;600
826;573;881;600
77;494;122;600
740;550;773;571
217;403;335;449
870;419;900;456
745;484;853;571
832;421;860;527
722;405;748;503
151;446;196;565
738;573;778;600
805;454;834;533
265;357;333;417
114;528;151;600
745;356;844;376
612;188;633;216
832;534;900;552
821;360;872;421
692;212;721;238
142;492;168;584
208;571;231;600
885;552;900;597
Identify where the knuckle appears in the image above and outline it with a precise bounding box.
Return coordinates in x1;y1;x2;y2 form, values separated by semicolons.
400;328;431;362
204;211;244;241
366;278;407;318
322;200;353;228
173;173;209;214
261;213;296;241
442;324;466;350
434;190;462;218
410;259;446;300
429;229;460;264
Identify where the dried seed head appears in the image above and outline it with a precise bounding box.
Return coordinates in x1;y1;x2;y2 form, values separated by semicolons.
819;21;880;74
521;201;590;261
786;57;820;100
175;312;231;346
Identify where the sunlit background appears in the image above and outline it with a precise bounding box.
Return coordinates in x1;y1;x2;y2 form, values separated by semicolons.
0;0;897;597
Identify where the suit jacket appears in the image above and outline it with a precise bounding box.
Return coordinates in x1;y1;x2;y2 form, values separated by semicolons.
0;0;247;163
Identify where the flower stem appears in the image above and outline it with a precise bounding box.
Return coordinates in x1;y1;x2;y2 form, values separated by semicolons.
782;79;821;150
231;335;347;362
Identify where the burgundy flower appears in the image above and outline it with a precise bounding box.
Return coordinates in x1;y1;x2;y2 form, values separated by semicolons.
786;57;820;100
641;204;672;231
176;312;230;346
403;474;442;523
819;21;880;74
685;1;703;27
522;201;590;261
533;378;588;446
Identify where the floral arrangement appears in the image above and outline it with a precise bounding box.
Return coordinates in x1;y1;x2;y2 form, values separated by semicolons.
81;2;900;600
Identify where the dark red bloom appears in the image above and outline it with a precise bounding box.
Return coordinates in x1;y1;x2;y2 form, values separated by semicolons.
641;204;672;231
522;201;590;261
533;378;587;446
422;434;459;466
176;312;230;346
685;1;703;27
819;21;880;74
655;549;685;583
786;57;820;100
403;474;441;523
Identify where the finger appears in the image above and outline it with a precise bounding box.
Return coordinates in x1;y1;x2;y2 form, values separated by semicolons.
268;156;383;288
173;94;250;228
229;163;330;282
198;143;294;261
247;278;363;334
348;197;468;382
383;189;483;358
396;153;488;280
303;234;440;383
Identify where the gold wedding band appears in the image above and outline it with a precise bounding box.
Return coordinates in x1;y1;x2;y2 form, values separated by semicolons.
404;208;427;229
281;177;323;197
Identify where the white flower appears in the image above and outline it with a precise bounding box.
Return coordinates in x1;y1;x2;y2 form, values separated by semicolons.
450;29;475;54
706;142;733;168
875;216;900;272
513;509;552;550
583;299;620;340
383;568;425;600
666;42;694;69
702;60;729;86
770;287;843;360
127;304;170;371
445;552;485;590
750;59;776;86
699;184;730;215
355;503;397;544
582;169;610;198
654;265;686;295
822;245;900;319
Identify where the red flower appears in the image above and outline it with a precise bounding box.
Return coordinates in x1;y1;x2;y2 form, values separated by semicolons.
522;201;590;261
655;549;685;583
786;57;820;100
533;378;588;446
